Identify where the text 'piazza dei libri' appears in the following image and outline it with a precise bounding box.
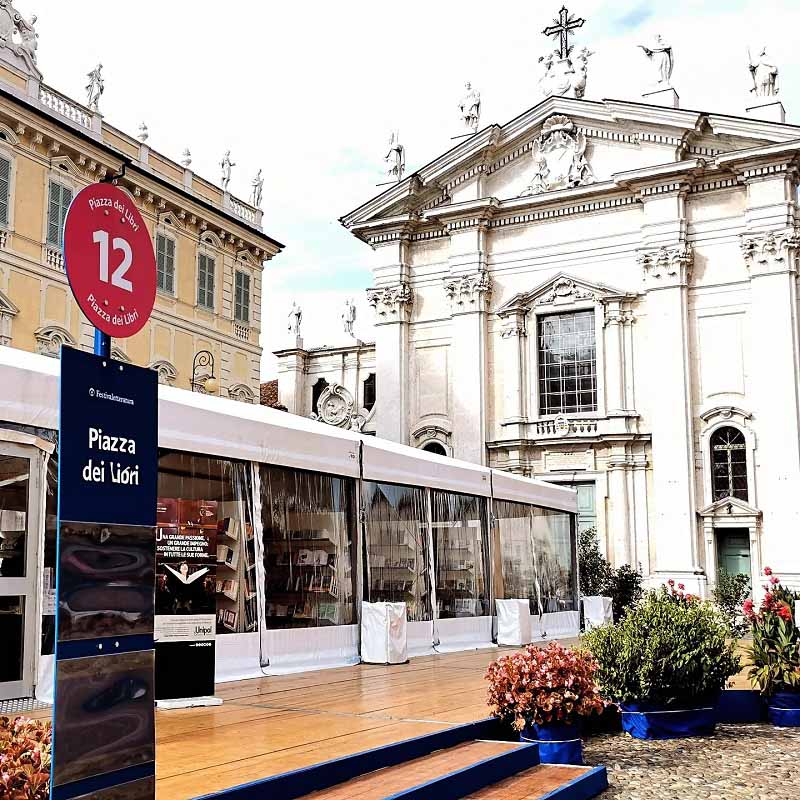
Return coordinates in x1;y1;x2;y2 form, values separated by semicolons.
275;7;800;596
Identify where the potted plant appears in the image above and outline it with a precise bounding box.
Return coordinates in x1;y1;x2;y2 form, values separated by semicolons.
485;641;605;764
744;567;800;727
0;716;51;799
583;582;740;739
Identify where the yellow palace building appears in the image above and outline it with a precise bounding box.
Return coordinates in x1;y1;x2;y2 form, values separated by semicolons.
0;10;282;400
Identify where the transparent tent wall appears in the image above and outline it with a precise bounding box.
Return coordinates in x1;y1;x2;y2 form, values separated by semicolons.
492;499;577;616
259;464;357;629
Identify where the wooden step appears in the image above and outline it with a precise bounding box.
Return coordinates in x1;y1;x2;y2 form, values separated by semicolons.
464;764;606;799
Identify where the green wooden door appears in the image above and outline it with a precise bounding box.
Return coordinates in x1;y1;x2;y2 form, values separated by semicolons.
717;529;751;581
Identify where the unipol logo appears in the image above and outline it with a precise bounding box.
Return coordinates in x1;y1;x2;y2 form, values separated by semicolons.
194;624;212;636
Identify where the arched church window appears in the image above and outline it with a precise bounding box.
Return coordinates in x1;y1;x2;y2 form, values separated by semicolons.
311;378;328;414
423;441;447;457
710;426;748;502
363;373;376;411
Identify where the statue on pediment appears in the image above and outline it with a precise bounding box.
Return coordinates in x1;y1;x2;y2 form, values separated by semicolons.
288;302;302;337
748;47;779;97
342;298;356;337
220;150;235;191
86;63;104;111
522;114;593;196
384;131;405;182
638;34;673;88
538;47;593;100
458;81;481;133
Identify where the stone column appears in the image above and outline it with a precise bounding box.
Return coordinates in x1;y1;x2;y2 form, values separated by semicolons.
631;453;651;576
606;448;632;567
499;306;527;440
367;282;413;444
742;228;800;579
603;300;626;415
639;242;701;587
444;223;492;465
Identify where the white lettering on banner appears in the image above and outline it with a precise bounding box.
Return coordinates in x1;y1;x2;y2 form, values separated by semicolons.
81;458;140;486
88;427;137;454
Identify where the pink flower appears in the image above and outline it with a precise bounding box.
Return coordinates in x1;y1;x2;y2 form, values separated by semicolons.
763;566;773;576
770;575;780;585
667;579;675;587
678;583;685;591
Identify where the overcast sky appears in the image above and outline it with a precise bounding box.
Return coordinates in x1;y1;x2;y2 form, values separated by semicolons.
32;1;800;378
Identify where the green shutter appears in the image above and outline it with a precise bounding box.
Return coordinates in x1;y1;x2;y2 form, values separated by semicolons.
47;182;60;246
0;157;10;227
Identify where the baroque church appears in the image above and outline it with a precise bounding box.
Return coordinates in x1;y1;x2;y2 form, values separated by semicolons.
275;10;800;596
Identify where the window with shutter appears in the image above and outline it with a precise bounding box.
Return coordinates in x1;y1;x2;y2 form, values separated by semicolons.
156;233;176;294
0;157;10;228
46;182;73;247
234;270;250;323
197;253;215;309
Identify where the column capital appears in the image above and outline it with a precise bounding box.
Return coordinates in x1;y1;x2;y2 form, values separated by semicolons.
740;228;800;277
367;281;414;324
443;270;492;314
638;243;693;289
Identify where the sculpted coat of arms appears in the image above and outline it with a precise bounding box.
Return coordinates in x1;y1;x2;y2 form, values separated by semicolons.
522;114;594;196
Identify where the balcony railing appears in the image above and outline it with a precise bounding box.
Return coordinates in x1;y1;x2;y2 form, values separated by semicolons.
229;196;257;226
39;85;92;130
234;323;250;342
45;247;65;271
532;418;599;437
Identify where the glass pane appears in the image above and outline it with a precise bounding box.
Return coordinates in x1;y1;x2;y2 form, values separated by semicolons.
158;452;255;634
363;481;432;621
494;500;577;616
261;464;356;628
431;491;490;618
0;595;24;682
0;454;30;578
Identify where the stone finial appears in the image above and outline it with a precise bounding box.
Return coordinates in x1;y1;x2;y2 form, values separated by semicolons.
181;148;192;168
138;122;149;143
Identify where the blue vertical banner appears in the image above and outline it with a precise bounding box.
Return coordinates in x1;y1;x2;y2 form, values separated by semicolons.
52;345;158;800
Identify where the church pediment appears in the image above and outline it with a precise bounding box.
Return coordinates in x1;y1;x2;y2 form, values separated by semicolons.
341;96;800;241
698;496;761;519
497;272;629;315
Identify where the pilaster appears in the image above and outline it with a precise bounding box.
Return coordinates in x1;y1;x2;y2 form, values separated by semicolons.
499;306;528;439
275;347;308;415
606;449;633;567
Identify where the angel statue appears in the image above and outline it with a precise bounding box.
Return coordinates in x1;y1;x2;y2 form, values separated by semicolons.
384;131;405;182
638;34;673;87
86;63;104;111
220;150;235;191
458;82;481;133
16;12;37;63
748;47;779;97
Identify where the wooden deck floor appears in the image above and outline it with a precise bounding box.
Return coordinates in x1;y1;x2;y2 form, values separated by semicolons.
156;647;519;800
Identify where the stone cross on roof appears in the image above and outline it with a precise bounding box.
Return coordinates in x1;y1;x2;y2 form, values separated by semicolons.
542;5;585;59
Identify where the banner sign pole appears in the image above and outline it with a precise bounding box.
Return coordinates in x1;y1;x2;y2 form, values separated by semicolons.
52;180;158;800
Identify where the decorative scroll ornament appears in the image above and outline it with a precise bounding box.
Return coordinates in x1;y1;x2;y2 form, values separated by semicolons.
740;230;800;275
535;276;596;306
366;282;413;317
637;243;693;284
0;3;39;78
522;115;594;196
311;383;366;431
443;271;492;309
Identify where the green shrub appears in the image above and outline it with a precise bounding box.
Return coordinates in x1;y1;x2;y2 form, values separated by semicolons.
578;528;643;621
712;570;751;639
582;585;740;707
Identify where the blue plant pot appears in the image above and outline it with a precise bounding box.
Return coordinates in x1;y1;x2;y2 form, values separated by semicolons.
768;690;800;727
520;719;583;765
619;701;718;740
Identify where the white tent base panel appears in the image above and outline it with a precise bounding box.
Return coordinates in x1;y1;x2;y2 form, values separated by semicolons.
156;696;223;709
434;616;495;653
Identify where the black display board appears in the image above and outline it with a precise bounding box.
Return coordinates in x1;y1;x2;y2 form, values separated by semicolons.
52;346;157;800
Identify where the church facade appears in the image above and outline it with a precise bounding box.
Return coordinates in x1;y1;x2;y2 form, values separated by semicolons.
280;92;800;596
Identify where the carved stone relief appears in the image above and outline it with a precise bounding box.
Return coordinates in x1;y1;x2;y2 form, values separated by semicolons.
443;271;492;310
740;229;800;276
366;282;413;318
311;383;366;431
522;115;594;196
637;243;693;285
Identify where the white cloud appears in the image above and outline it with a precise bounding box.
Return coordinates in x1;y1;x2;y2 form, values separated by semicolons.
28;1;800;380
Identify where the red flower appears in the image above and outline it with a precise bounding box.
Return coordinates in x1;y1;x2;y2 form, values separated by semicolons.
763;566;773;576
667;579;675;587
777;604;793;622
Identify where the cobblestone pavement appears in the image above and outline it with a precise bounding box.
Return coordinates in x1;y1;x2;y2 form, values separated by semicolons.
583;724;800;799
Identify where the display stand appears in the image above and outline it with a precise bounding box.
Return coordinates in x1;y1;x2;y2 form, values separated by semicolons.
361;601;408;664
496;599;532;646
583;596;613;630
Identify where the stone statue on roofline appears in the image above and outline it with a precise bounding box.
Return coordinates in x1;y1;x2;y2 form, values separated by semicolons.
638;34;673;88
288;302;302;337
342;298;356;337
220;150;235;191
0;3;41;78
748;47;779;97
458;81;481;133
384;131;405;182
86;63;104;111
251;169;264;207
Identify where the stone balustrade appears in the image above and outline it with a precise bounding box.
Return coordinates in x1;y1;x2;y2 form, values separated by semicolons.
39;85;92;130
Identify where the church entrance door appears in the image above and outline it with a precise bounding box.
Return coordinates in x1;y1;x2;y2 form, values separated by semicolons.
716;528;751;585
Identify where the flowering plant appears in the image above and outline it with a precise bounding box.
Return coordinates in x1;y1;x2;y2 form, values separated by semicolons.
0;716;52;800
745;568;800;695
583;584;740;707
485;642;605;731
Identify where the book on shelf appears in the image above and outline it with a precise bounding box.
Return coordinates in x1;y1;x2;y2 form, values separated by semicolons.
218;517;240;540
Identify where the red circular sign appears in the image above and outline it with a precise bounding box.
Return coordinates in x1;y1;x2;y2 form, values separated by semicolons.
64;183;156;338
